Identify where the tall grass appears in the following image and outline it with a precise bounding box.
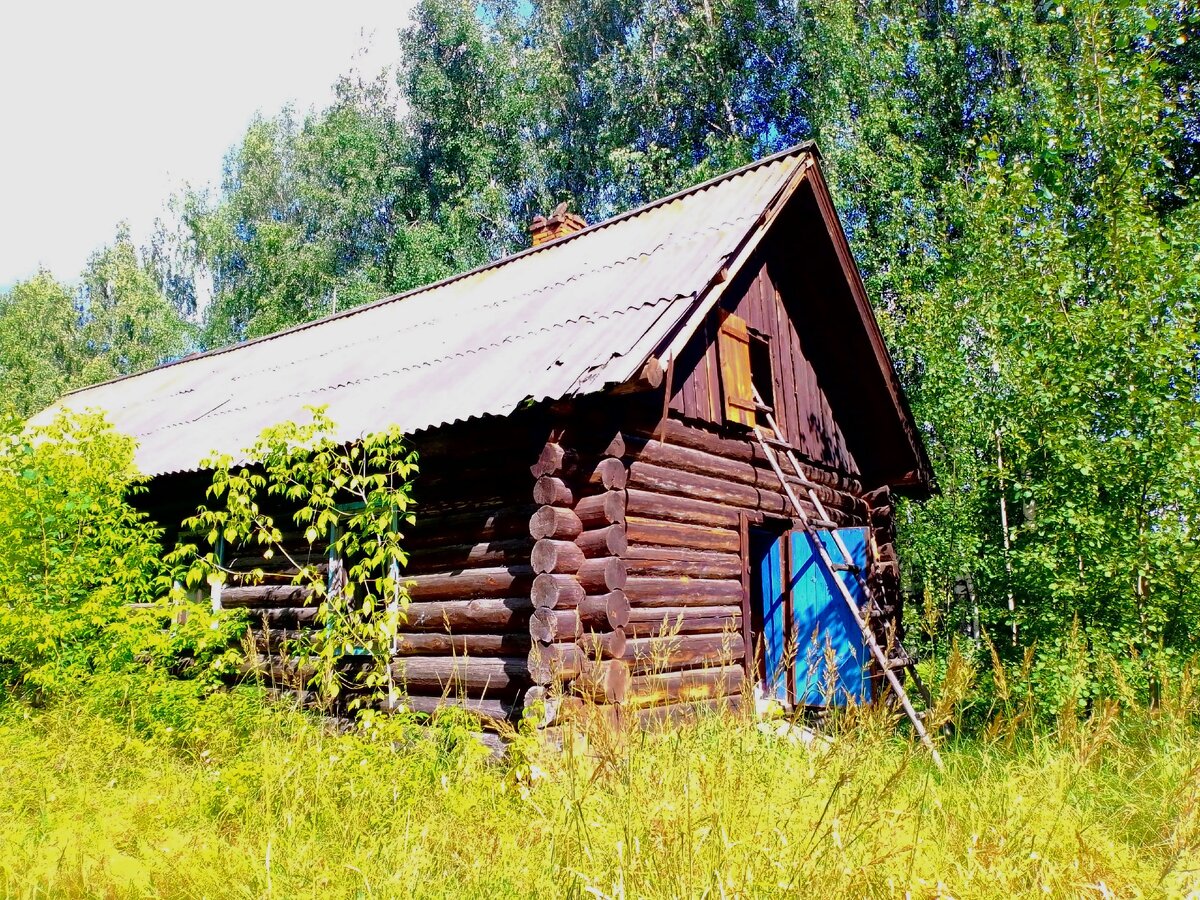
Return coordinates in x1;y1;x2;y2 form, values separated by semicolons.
1;676;1198;898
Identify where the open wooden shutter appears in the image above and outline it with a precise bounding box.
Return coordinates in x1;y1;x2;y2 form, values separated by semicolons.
717;311;755;426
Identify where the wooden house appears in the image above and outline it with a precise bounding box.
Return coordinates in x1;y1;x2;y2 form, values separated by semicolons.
47;144;933;727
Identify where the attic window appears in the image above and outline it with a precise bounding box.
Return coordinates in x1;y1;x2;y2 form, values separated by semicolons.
717;311;762;427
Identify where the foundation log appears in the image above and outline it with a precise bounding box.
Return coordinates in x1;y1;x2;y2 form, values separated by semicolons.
529;642;587;683
579;627;627;660
621;633;745;671
625;665;745;708
392;694;518;725
634;696;743;729
390;656;532;695
572;660;631;703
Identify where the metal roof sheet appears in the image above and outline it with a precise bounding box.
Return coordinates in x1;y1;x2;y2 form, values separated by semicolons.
38;146;813;476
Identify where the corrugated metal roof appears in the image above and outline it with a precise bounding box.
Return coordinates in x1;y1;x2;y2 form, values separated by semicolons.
38;145;814;476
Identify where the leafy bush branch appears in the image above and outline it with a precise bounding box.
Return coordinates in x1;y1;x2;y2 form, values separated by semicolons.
169;406;418;715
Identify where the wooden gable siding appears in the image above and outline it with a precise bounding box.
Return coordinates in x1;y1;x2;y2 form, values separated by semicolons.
668;254;858;475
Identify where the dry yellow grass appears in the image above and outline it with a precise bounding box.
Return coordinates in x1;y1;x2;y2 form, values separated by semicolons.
1;676;1198;899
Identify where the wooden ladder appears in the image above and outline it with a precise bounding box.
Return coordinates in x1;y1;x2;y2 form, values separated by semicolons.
749;385;944;770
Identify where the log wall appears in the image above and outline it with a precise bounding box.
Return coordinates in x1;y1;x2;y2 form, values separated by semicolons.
142;398;907;730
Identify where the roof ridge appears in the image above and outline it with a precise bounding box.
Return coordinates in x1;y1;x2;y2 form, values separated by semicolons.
62;142;817;398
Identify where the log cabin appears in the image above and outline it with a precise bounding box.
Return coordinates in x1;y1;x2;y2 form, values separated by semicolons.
42;143;933;728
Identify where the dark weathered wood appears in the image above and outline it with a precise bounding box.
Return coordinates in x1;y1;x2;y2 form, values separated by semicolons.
587;458;628;491
407;567;534;602
530;607;580;643
580;628;627;660
624;436;788;491
390;656;531;695
575;524;627;558
222;584;316;608
533;476;574;506
531;573;585;609
624;577;744;607
530;442;575;478
625;516;740;553
529;642;587;683
393;694;519;725
629;461;789;514
247;606;321;628
577;557;628;592
739;512;754;679
575;491;626;528
633;695;743;729
621;633;745;672
624;605;740;637
529;505;584;540
626;488;741;528
407;505;537;547
624;546;741;579
407;538;532;573
578;590;630;629
625;665;745;707
637;418;864;494
522;685;586;728
572;660;631;703
393;632;533;656
532;539;586;574
403;597;533;631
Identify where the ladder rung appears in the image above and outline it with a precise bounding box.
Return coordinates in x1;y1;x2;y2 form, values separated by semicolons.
762;435;793;450
754;401;774;414
807;518;838;530
830;562;860;574
886;654;915;671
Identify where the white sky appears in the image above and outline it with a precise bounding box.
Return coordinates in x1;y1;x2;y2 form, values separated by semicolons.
0;0;416;290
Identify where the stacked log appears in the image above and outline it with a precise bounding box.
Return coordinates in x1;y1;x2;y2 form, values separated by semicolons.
604;416;872;718
232;415;552;717
526;436;631;713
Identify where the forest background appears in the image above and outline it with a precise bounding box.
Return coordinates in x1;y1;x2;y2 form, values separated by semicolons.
2;0;1198;710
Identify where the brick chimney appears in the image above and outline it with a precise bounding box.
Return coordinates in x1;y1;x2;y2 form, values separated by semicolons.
530;201;587;247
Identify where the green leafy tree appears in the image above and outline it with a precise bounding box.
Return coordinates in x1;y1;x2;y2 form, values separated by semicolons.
0;412;167;695
0;273;86;417
80;223;191;382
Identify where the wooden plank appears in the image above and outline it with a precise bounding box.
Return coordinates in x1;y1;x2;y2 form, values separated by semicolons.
717;310;755;425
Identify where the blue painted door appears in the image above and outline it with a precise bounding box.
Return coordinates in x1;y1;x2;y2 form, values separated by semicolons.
750;530;788;702
790;528;872;706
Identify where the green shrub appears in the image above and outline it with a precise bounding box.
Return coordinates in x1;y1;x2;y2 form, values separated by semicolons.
0;411;168;697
